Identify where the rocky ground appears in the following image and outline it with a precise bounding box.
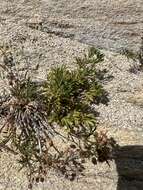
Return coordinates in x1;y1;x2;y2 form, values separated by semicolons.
0;0;143;190
0;0;143;51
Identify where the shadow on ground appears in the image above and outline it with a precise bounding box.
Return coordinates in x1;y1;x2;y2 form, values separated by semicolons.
114;145;143;190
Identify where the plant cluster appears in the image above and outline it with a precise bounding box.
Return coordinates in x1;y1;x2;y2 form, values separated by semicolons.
0;46;114;188
121;37;143;73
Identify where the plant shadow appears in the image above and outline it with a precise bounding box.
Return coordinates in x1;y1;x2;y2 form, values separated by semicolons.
114;145;143;190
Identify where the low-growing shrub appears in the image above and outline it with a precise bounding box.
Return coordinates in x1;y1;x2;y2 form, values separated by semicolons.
121;37;143;73
0;46;114;188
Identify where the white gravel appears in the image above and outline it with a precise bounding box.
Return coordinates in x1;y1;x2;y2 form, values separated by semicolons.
0;1;143;190
95;52;143;134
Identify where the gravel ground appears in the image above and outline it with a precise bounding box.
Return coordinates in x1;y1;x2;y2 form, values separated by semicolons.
40;0;143;51
0;0;143;190
0;0;143;52
95;51;143;134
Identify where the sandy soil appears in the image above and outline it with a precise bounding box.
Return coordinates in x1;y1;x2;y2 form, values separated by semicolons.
0;0;143;189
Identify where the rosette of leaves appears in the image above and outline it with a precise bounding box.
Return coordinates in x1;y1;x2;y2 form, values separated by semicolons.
0;67;49;181
0;47;53;185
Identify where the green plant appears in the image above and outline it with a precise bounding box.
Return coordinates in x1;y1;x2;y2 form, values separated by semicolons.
120;37;143;72
0;46;113;188
43;48;107;138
